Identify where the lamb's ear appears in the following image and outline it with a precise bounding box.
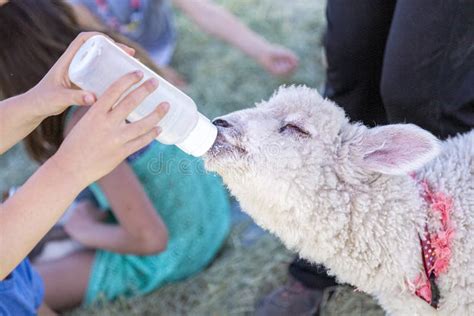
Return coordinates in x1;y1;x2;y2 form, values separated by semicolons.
357;124;440;175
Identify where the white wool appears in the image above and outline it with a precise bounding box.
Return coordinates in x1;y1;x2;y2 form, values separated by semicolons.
205;86;474;315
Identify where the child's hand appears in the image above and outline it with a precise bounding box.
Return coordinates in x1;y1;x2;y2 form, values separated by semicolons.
24;32;136;119
50;71;169;187
256;44;299;76
64;201;106;244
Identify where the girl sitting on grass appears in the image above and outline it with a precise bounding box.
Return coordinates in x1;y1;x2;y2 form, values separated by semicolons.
0;0;230;312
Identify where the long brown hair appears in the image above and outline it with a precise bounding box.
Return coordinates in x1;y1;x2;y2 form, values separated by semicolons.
0;0;163;163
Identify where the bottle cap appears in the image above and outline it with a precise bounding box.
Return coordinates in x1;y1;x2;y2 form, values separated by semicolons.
176;113;217;157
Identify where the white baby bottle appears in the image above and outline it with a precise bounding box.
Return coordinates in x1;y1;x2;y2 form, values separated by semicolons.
68;35;217;157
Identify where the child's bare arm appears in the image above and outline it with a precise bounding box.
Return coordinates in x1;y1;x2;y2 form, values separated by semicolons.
64;163;168;255
173;0;298;76
0;93;45;154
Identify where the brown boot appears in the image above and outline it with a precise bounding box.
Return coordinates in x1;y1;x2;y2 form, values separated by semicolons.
255;278;323;316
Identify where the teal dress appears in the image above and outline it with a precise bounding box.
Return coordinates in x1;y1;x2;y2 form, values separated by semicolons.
84;141;230;305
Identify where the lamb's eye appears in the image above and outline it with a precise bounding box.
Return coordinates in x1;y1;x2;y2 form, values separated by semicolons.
279;123;310;137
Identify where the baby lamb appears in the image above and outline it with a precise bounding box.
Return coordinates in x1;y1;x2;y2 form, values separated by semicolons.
205;86;473;315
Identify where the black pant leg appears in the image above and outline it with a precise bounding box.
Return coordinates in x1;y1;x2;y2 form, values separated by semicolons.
290;0;397;290
381;0;474;139
324;0;397;126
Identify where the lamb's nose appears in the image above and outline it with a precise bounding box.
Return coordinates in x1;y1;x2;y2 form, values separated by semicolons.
212;118;232;128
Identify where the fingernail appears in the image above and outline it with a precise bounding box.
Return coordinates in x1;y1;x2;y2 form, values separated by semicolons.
134;70;144;78
160;102;170;111
84;94;95;105
148;78;159;88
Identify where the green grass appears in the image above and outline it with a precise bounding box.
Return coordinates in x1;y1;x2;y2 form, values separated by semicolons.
69;225;293;316
68;223;383;316
0;0;384;314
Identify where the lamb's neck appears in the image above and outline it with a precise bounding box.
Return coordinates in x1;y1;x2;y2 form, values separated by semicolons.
308;174;427;292
226;170;427;293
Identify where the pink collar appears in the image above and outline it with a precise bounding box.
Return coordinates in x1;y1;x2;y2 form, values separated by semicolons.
411;178;455;308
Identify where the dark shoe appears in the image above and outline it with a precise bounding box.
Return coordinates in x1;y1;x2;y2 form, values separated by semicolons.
255;278;323;316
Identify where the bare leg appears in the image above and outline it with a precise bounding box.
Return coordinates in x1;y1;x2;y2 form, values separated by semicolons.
37;303;57;316
35;250;95;312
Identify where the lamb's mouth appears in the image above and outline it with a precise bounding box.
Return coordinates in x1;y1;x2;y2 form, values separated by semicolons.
206;132;247;159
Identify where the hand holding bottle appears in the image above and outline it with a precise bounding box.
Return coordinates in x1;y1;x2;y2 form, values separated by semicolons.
25;32;136;119
51;71;169;187
69;35;217;157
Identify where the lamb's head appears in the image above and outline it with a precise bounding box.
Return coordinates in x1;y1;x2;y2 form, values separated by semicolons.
205;85;349;196
204;85;440;246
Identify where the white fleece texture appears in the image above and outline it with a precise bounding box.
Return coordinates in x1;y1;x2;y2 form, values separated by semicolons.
205;86;474;316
